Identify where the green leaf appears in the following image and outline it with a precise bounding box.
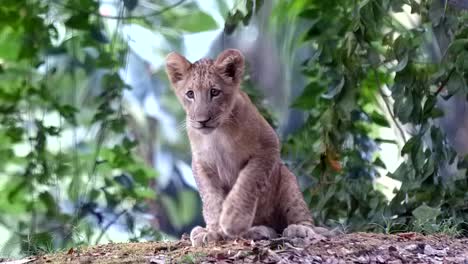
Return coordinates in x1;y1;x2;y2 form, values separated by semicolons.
39;191;57;216
412;139;425;170
388;162;407;181
243;0;254;25
122;137;138;150
375;138;397;144
394;90;414;123
8;180;27;203
65;13;91;30
0;28;20;60
370;111;390;127
114;174;134;190
428;0;445;26
359;0;372;9
401;136;419;155
224;10;244;34
446;39;468;55
423;96;436;116
298;7;319;19
422;155;435;179
291;82;324;109
134;186;156;199
90;26;109;43
174;11;218;32
373;157;386;169
393;35;409;59
394;53;408;72
391;0;406;12
428;107;444;118
445;72;465;97
456;53;468;73
322;77;345;99
412;204;441;221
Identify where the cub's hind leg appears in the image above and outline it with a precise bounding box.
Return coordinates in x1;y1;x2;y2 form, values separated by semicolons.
278;165;330;240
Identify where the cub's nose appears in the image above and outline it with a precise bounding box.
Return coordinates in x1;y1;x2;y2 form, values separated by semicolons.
197;117;211;126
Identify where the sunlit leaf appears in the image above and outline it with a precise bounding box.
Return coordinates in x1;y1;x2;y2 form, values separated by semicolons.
321;77;345;99
174;11;218;32
412;204;441;221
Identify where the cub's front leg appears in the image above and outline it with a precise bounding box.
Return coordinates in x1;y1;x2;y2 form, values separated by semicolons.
190;160;226;246
219;155;275;237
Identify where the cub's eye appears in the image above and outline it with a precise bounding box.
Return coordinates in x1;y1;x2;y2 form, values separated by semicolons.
186;90;194;99
210;89;221;97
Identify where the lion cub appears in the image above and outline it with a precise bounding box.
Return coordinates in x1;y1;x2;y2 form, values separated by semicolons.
165;49;323;246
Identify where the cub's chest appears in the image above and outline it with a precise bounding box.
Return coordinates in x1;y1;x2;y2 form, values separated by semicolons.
194;135;250;185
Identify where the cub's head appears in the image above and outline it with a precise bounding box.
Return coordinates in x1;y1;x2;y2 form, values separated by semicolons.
165;49;244;134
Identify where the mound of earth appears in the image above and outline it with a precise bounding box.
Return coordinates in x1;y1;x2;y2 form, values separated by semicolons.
2;232;468;263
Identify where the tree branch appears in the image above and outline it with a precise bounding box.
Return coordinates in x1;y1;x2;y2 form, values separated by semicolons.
434;68;455;96
374;70;407;143
94;209;127;245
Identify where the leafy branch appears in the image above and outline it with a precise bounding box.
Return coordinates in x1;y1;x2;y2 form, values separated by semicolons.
55;0;186;20
98;0;186;20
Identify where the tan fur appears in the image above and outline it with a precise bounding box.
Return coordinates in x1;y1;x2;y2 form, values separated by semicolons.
165;49;325;246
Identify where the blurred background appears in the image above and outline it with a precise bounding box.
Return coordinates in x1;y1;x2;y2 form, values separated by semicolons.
0;0;468;258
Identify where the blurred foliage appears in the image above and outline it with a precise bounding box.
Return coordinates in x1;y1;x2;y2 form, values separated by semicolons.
273;0;468;235
0;0;222;257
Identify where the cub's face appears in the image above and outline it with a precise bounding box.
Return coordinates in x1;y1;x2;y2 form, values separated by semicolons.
165;49;244;134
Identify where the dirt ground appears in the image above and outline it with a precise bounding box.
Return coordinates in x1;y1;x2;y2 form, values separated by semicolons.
2;232;468;264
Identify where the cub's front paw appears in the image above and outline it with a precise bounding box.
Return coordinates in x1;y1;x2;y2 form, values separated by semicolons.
282;224;325;240
190;226;224;247
242;225;278;240
219;201;255;237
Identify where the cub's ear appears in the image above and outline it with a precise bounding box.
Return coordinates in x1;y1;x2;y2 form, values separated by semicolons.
165;52;191;85
214;49;244;84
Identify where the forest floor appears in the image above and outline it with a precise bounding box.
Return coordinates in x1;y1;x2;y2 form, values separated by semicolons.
2;232;468;264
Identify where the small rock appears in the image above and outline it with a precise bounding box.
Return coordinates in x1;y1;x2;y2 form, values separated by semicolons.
446;257;468;263
311;256;322;262
404;244;418;251
149;255;166;264
356;255;369;263
78;257;92;264
424;245;447;256
376;255;386;263
388;246;398;252
340;248;352;255
325;257;339;264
